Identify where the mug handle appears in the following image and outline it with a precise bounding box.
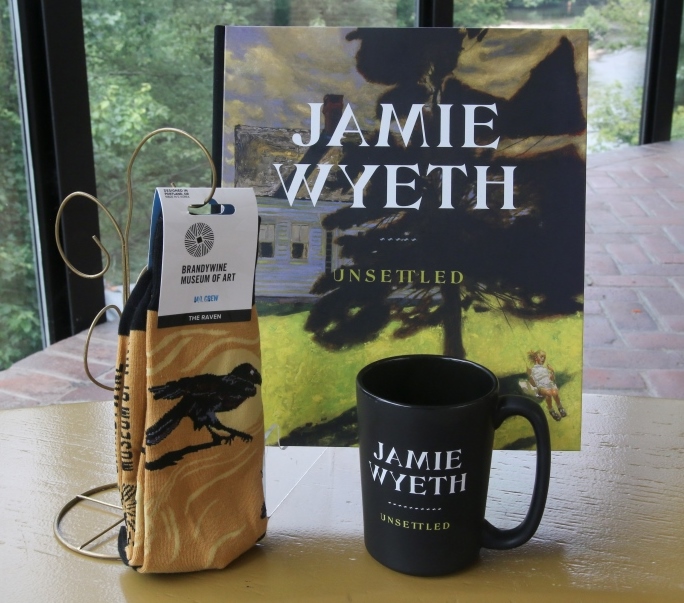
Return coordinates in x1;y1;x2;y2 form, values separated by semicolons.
481;395;551;550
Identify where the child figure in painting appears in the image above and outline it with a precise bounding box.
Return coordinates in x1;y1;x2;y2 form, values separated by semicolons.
527;350;567;422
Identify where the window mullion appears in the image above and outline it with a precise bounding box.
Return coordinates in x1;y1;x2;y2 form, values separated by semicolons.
640;0;684;144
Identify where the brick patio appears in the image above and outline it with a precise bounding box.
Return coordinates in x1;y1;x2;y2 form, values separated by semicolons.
583;140;684;398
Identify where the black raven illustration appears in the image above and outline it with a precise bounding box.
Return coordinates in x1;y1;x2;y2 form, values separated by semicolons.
145;363;261;447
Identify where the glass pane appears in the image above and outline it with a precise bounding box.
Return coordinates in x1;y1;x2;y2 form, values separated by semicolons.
81;0;414;302
574;0;652;152
0;4;43;369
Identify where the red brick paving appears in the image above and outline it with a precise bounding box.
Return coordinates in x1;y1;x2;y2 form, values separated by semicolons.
584;141;684;397
3;141;684;407
645;370;684;398
0;320;117;408
582;367;646;392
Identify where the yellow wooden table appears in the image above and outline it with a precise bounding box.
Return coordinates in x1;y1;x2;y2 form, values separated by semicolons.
0;394;682;602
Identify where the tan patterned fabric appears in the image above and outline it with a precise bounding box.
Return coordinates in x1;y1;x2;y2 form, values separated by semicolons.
136;310;267;572
114;269;153;564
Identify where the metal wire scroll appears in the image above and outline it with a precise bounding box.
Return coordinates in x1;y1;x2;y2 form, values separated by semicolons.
54;127;217;389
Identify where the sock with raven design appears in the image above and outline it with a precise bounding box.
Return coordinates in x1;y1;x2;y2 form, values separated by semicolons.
117;217;267;573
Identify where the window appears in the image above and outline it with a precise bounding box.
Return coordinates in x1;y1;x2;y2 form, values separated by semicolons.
325;230;334;274
259;223;276;258
0;3;42;369
291;224;309;260
10;0;104;360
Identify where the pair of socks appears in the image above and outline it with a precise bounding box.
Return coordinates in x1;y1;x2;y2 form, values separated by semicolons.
113;219;267;573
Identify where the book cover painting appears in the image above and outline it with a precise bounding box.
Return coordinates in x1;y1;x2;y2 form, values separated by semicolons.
218;26;588;450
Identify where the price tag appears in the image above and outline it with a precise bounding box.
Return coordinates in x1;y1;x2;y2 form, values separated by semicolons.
153;187;258;328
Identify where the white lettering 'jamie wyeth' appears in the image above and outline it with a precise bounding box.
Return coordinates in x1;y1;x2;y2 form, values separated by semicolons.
368;442;467;495
275;102;515;210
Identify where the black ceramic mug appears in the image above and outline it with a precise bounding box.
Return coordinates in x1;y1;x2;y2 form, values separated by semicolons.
356;355;551;576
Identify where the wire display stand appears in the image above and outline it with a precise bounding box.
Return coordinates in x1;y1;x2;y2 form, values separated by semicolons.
52;128;216;559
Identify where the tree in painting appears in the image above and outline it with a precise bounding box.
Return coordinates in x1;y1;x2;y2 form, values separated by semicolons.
304;28;587;359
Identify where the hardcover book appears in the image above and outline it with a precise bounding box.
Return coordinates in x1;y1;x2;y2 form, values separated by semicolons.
214;26;588;450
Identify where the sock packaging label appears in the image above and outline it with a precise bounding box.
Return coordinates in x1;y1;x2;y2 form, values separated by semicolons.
152;187;258;328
